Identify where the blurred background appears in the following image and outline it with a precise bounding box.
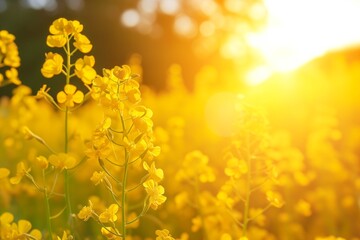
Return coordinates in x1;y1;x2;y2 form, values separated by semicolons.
2;1;360;238
1;0;273;94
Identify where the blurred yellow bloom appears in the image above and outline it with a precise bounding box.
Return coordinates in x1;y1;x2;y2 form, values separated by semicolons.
36;155;49;169
155;229;175;240
266;191;284;208
0;168;10;179
143;162;164;183
78;200;93;221
5;68;21;85
315;237;346;240
178;150;216;183
0;30;20;68
220;233;232;240
75;55;96;85
191;216;202;232
90;171;106;185
57;231;73;240
99;204;119;223
295;199;312;217
143;179;167;210
10;161;31;184
57;84;84;107
101;227;122;240
74;33;92;53
224;154;248;178
48;153;77;171
41;52;63;78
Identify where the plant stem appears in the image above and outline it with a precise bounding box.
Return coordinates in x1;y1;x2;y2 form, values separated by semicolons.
121;150;130;239
43;171;53;240
242;136;252;237
64;33;73;232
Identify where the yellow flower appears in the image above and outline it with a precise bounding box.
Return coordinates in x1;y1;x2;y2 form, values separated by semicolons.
220;234;232;240
78;200;93;221
224;154;248;178
41;52;63;78
48;153;77;171
17;220;42;240
143;179;167;210
0;213;42;240
266;191;284;208
47;34;67;47
143;162;164;183
99;204;119;223
73;33;92;53
57;231;73;240
112;65;131;79
57;84;84;107
155;229;175;240
75;55;96;84
5;67;21;85
36;155;49;169
191;216;202;232
36;84;51;99
10;161;31;184
129;106;154;132
90;171;106;185
0;30;20;68
49;18;70;35
0;168;10;179
295;199;312;217
101;227;122;240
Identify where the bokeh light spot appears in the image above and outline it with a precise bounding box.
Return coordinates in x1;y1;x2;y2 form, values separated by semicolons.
159;0;180;15
121;9;141;28
174;15;197;38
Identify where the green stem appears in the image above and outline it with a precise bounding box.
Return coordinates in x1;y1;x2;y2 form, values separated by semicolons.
242;136;252;237
64;33;74;233
121;150;130;239
43;171;53;240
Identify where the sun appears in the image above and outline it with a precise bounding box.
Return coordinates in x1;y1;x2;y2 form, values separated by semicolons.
245;0;360;86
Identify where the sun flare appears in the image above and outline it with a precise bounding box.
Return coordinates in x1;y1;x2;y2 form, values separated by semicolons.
245;0;360;86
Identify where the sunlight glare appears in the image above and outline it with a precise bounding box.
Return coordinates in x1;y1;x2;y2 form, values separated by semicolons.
205;92;242;137
247;0;360;73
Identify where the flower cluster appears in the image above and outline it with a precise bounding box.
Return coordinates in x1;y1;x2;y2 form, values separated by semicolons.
0;30;21;87
0;212;42;240
80;65;165;239
40;17;96;109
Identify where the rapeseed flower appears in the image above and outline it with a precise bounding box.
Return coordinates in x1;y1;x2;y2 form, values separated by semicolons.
99;204;119;223
10;162;30;184
143;179;167;210
155;229;175;240
56;84;84;107
48;153;77;171
75;55;96;85
41;52;63;78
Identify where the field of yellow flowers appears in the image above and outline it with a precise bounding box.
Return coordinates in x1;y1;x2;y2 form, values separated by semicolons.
1;18;360;240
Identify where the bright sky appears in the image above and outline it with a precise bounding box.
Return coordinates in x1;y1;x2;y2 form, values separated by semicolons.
245;0;360;85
